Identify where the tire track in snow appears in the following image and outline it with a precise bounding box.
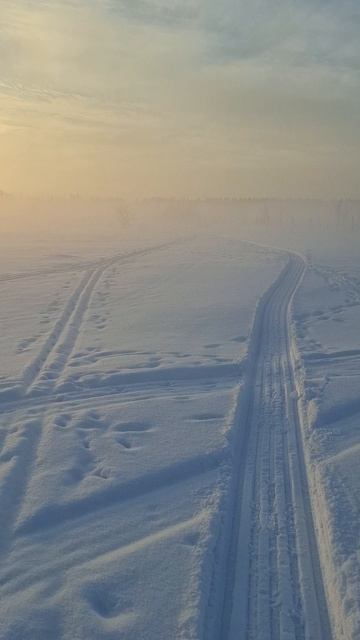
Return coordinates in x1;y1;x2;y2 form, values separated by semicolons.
22;268;97;396
215;254;332;640
0;241;180;559
22;242;179;397
0;365;240;418
0;240;187;283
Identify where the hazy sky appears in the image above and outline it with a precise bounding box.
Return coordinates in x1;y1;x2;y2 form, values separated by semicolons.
1;1;360;198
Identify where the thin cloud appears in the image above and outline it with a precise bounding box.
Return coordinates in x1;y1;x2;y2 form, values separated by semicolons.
0;0;359;197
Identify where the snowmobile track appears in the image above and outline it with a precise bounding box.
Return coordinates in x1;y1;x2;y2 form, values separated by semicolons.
217;254;332;640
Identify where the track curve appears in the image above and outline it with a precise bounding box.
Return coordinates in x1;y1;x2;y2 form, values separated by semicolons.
217;253;332;640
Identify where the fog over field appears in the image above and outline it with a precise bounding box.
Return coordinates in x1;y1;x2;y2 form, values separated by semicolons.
1;1;360;639
1;198;360;640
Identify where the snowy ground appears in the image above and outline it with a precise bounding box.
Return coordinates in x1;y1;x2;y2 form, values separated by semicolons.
293;258;360;640
0;201;283;639
0;198;359;639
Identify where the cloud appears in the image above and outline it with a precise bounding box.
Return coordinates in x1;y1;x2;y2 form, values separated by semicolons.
104;0;360;72
0;0;359;197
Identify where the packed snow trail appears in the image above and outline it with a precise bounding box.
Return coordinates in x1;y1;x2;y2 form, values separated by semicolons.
21;241;179;397
218;254;332;640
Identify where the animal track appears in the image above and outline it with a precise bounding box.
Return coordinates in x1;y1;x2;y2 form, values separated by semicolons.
53;414;71;429
75;410;106;431
188;413;222;422
84;583;133;619
116;437;132;450
112;421;152;433
92;467;111;480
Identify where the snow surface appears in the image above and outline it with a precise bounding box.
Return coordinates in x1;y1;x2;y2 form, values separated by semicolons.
1;198;359;639
294;259;360;640
0;200;284;639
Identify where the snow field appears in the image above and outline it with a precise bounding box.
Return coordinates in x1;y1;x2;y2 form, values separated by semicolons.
293;259;360;639
0;223;284;639
1;198;359;638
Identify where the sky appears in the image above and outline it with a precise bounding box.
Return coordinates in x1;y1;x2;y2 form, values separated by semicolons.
0;0;360;199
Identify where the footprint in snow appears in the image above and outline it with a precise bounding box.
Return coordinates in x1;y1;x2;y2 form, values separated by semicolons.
53;413;71;428
116;437;132;449
92;466;111;480
84;584;133;619
188;413;222;422
112;421;152;433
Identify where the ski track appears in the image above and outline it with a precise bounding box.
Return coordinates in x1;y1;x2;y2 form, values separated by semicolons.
21;241;179;398
0;239;186;284
217;254;332;640
0;240;181;559
0;243;333;639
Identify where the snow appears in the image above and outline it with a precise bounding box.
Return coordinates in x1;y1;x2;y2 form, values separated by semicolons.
0;200;285;639
1;197;359;639
294;258;360;640
58;237;281;393
0;272;83;391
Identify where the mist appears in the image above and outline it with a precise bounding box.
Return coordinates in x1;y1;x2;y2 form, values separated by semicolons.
1;2;360;638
